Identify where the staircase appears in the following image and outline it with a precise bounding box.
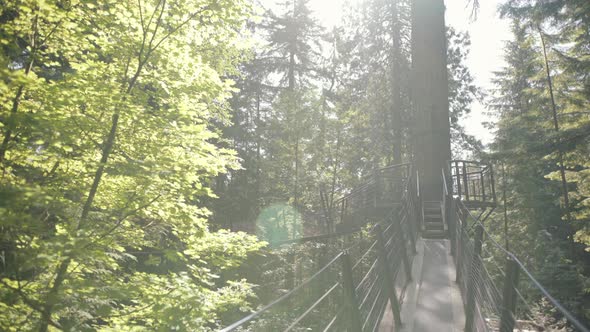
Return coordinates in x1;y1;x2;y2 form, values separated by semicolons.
422;201;447;238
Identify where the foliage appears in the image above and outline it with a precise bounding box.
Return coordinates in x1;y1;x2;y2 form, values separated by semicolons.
214;0;482;239
0;0;265;330
488;3;590;323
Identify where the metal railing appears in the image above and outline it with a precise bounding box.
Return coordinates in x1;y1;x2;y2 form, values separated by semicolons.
449;160;496;207
332;163;412;232
445;179;589;332
221;164;419;332
223;161;589;332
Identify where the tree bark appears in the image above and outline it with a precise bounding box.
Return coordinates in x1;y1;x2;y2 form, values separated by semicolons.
411;0;451;201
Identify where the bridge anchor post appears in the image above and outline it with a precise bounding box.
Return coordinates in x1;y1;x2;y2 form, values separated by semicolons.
499;257;520;332
465;224;484;332
341;251;363;332
375;224;403;328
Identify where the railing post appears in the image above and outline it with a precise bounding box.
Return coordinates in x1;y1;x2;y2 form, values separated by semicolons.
341;251;363;332
463;162;470;201
464;224;484;332
500;257;520;332
340;199;346;226
403;204;417;254
375;225;403;328
374;169;380;210
399;226;413;282
454;161;462;197
480;170;486;202
455;200;463;283
448;194;456;257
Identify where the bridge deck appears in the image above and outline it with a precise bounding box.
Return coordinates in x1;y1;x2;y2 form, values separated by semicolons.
381;238;464;332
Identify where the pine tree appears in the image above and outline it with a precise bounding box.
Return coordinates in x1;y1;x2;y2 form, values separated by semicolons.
490;18;590;323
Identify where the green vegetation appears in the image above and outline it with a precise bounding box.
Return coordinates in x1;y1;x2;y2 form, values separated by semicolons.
1;0;589;330
487;0;590;322
0;0;263;330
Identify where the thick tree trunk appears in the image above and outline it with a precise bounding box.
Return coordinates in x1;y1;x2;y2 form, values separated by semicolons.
391;0;403;165
411;0;451;201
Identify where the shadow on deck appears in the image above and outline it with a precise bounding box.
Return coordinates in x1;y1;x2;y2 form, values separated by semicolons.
379;239;464;332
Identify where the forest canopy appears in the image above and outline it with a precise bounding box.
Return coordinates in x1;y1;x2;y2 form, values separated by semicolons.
1;0;589;330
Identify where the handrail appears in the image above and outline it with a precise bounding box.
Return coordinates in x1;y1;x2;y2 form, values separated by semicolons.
224;160;587;332
335;163;411;203
270;227;363;246
220;252;345;332
275;203;401;246
442;168;449;196
415;169;420;198
450;159;491;167
455;199;589;332
223;162;419;331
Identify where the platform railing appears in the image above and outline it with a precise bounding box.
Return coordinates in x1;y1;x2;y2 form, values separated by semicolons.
449;160;496;207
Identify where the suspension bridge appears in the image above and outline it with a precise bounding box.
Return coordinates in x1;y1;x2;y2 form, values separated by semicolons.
221;162;589;332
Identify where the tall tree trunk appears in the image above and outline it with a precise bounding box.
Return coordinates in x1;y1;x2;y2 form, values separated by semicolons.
502;162;509;250
391;0;403;165
255;83;262;217
287;0;296;92
539;30;574;243
288;0;299;214
411;0;451;201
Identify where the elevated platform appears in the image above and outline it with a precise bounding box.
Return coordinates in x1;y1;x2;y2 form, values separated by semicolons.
449;160;497;210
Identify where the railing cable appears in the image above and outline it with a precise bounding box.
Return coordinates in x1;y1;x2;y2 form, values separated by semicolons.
455;199;589;332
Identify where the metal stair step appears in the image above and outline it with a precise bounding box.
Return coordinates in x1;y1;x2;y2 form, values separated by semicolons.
422;229;448;239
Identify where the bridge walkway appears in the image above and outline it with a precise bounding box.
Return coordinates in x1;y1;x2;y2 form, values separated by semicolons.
221;162;589;332
379;239;463;332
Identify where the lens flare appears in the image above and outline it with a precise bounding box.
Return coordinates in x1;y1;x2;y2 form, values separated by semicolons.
256;203;303;245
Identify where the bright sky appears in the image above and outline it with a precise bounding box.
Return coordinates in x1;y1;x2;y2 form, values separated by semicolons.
444;0;512;144
261;0;513;145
